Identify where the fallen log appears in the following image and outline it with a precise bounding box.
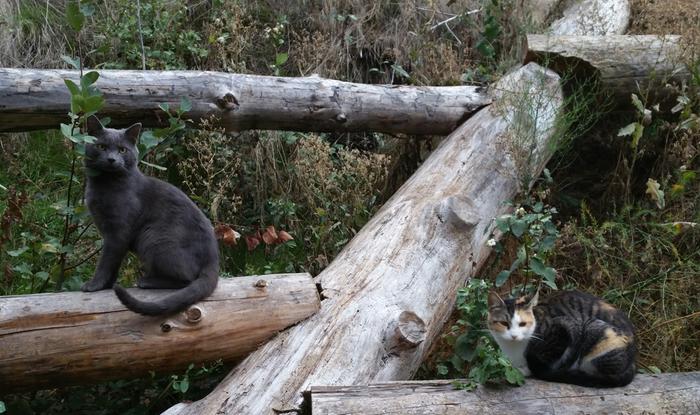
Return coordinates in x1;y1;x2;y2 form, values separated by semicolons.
525;34;690;105
0;69;490;134
0;273;319;393
162;63;564;415
307;372;700;415
549;0;630;35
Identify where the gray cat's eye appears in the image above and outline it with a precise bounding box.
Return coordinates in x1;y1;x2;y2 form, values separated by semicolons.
118;147;127;154
97;144;107;150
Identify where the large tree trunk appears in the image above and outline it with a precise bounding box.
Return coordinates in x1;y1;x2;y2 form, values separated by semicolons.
0;274;319;393
162;62;564;415
549;0;630;35
525;34;690;105
0;69;490;134
307;372;700;415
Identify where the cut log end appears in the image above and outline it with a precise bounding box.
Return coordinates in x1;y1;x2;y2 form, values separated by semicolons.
394;311;427;349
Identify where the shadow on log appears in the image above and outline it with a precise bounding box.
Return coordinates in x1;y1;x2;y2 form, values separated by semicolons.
307;372;700;415
0;274;319;393
525;34;690;106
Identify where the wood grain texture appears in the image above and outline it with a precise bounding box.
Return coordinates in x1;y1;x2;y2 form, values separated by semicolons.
162;62;564;415
549;0;629;35
0;274;319;393
0;69;490;134
309;372;700;415
525;34;690;104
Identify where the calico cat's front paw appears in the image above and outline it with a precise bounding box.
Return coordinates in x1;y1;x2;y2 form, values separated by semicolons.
81;278;112;292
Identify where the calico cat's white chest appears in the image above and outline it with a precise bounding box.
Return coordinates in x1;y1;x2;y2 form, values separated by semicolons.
493;337;531;376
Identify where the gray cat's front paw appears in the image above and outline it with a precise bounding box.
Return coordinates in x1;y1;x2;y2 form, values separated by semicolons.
81;278;112;292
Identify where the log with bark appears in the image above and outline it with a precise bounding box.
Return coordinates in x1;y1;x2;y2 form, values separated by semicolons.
549;0;630;35
0;274;319;393
161;62;564;415
0;69;490;134
307;372;700;415
525;34;690;105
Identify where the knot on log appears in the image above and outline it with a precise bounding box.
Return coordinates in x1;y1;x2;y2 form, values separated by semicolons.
216;92;239;111
161;306;207;333
437;196;479;231
185;306;203;323
335;113;347;123
392;311;426;350
254;279;268;289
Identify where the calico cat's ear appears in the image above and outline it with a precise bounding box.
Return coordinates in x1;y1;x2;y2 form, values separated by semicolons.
124;123;142;145
526;290;539;308
86;115;104;136
488;291;505;310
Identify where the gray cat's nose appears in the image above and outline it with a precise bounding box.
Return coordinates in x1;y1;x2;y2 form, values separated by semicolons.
107;157;116;163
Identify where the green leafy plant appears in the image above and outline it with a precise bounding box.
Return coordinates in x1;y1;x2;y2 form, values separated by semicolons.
91;0;208;69
487;177;560;289
138;97;191;171
50;0;105;291
438;279;525;390
264;15;289;76
617;93;656;203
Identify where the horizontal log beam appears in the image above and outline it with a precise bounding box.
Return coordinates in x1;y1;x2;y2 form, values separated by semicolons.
308;372;700;414
0;69;490;134
525;34;690;105
0;273;319;393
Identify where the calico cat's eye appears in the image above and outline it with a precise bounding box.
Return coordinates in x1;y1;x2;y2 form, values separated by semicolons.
519;322;527;327
97;144;107;151
497;321;510;329
118;147;127;154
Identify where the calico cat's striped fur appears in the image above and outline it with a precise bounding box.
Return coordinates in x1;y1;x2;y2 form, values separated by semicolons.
488;290;636;387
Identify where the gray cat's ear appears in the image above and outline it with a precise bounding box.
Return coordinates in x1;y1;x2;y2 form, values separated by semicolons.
124;123;142;145
527;290;539;308
488;291;505;310
86;115;104;136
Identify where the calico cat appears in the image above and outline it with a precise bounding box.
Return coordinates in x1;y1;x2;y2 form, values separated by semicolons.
488;290;636;387
81;115;219;316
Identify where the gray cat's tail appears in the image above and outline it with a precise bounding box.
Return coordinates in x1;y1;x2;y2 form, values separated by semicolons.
114;264;219;316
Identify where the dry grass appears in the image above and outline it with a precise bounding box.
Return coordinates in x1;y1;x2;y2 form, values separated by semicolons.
0;0;71;68
628;0;700;37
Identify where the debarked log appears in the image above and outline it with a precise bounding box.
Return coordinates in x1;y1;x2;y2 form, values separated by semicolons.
0;273;319;393
162;62;564;415
0;69;491;134
307;372;700;415
548;0;630;36
525;34;691;105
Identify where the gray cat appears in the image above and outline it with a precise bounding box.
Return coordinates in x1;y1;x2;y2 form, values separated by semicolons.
81;115;219;316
